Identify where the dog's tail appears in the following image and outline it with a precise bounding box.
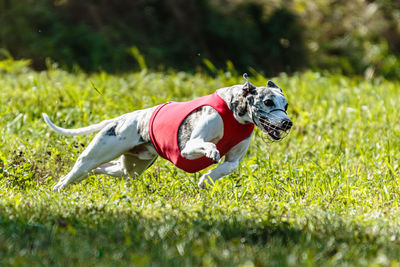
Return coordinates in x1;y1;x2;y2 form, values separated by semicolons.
42;113;115;136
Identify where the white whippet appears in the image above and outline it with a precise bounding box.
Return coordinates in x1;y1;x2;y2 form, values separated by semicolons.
43;74;292;191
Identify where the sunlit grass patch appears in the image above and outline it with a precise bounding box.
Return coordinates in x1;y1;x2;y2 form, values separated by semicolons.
1;64;400;265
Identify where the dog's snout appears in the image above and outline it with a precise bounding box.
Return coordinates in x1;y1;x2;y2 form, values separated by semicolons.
282;119;293;130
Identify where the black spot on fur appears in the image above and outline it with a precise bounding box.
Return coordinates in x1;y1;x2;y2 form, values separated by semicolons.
238;102;247;116
247;96;255;105
236;95;251;117
105;125;117;136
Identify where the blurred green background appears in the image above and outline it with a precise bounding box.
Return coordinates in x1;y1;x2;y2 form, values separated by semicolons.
1;0;400;78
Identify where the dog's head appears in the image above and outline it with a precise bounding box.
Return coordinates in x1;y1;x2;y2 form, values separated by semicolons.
239;74;292;141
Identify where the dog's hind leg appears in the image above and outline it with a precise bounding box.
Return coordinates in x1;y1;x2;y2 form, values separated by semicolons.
53;121;142;191
93;159;126;177
93;153;157;178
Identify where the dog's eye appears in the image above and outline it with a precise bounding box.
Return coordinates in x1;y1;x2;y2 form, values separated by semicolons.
285;104;288;111
264;99;274;107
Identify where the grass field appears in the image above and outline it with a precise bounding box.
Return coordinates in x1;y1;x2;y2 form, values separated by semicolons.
1;60;400;266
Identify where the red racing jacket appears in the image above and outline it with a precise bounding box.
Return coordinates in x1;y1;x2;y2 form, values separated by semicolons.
149;93;254;173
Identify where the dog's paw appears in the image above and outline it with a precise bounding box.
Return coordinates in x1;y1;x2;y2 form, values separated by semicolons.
198;175;214;189
205;148;220;163
52;181;64;192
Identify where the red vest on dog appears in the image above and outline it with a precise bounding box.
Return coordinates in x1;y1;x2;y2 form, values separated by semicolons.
149;93;254;173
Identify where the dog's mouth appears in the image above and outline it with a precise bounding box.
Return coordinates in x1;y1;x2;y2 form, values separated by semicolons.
258;116;291;141
265;125;282;140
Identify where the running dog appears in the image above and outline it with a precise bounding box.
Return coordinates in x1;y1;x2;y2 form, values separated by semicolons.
43;74;292;191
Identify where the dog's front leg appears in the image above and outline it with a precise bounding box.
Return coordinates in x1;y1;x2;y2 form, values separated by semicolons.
198;136;251;188
198;161;239;188
181;139;220;162
180;111;224;162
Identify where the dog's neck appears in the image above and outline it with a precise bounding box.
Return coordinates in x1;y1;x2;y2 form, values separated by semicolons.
216;86;253;124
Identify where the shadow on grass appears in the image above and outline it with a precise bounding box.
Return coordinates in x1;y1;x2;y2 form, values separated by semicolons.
0;207;391;266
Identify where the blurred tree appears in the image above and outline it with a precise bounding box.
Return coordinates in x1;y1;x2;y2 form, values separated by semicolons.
0;0;307;75
289;0;400;78
0;0;399;78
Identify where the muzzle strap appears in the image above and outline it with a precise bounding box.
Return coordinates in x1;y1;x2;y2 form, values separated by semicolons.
268;108;287;114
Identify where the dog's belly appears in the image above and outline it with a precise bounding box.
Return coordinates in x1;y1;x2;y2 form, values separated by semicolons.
126;143;157;160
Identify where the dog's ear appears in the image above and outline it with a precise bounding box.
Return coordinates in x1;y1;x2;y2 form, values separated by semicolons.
267;80;282;92
242;73;257;97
